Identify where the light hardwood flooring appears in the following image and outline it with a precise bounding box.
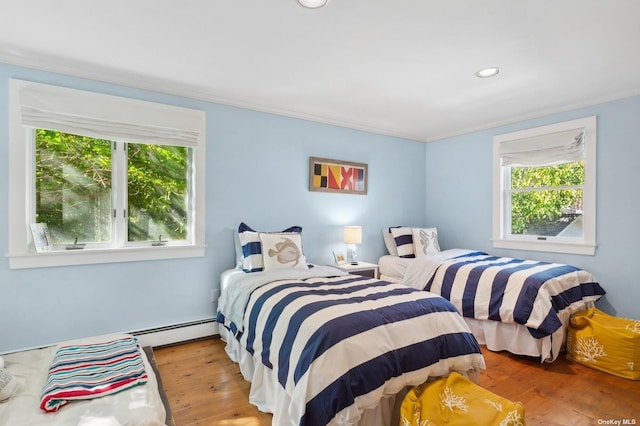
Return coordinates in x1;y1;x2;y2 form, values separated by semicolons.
154;337;639;426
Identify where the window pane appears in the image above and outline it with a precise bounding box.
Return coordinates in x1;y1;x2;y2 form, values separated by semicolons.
511;189;583;236
511;161;584;189
35;130;113;244
127;144;189;242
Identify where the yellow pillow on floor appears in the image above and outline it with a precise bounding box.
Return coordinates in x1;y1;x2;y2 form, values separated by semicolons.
566;307;640;380
400;372;525;426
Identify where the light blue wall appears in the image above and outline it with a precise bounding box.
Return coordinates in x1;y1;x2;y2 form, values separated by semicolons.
0;63;427;353
425;96;640;319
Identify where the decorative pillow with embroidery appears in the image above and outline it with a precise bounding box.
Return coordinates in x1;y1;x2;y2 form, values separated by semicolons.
259;232;307;271
400;372;525;426
412;227;441;257
567;307;640;380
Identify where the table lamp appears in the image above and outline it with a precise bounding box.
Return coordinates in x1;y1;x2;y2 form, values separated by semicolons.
344;226;362;265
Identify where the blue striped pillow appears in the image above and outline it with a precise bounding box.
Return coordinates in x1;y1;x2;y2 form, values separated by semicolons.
238;223;303;272
390;226;415;258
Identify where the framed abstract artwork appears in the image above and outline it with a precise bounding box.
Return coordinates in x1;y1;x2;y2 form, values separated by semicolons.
309;157;368;195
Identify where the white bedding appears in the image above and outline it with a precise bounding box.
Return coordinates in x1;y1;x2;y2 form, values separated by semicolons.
0;333;167;426
377;255;411;283
380;250;474;285
402;248;477;288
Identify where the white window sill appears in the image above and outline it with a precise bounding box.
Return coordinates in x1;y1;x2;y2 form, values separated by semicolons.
492;238;596;256
7;245;206;269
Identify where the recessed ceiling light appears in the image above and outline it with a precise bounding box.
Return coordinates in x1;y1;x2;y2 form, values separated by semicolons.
298;0;328;8
475;67;501;78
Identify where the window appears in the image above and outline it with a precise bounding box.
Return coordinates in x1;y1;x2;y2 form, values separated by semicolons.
492;116;596;255
9;79;206;268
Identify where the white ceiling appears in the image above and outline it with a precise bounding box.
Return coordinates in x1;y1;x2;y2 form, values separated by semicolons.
1;0;639;142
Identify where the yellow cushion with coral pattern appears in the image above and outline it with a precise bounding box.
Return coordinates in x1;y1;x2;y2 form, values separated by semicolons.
566;307;640;380
400;372;525;426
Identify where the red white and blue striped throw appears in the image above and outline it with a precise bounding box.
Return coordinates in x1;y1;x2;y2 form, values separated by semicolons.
40;336;148;412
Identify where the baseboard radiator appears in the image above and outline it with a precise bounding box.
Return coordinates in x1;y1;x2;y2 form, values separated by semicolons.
131;318;219;348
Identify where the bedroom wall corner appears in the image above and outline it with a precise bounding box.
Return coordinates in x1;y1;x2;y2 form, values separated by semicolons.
424;95;640;320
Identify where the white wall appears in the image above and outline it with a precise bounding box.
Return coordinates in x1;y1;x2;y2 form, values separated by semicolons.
0;63;427;353
425;96;640;319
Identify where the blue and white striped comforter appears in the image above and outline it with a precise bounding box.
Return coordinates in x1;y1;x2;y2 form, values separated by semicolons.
421;251;605;338
217;271;485;426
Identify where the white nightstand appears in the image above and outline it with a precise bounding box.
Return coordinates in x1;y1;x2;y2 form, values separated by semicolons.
333;261;379;279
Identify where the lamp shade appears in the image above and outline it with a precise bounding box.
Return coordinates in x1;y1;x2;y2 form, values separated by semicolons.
298;0;328;8
343;226;362;244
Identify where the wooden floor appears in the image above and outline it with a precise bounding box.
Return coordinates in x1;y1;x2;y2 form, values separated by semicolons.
154;336;639;426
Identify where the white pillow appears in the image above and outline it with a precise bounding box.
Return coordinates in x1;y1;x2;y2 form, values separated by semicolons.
234;229;243;267
382;228;399;256
412;227;440;257
389;227;415;258
259;233;307;271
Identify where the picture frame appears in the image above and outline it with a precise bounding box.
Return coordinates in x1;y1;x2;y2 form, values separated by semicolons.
333;250;347;266
309;157;368;195
30;223;52;253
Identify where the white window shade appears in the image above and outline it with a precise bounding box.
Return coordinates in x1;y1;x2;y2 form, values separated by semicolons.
498;128;584;167
17;80;204;147
8;79;207;269
492;116;597;256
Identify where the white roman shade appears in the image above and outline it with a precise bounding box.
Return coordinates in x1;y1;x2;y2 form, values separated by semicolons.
499;128;585;167
16;79;204;147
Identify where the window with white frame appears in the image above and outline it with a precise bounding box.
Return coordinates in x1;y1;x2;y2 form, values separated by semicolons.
8;79;206;269
492;116;596;255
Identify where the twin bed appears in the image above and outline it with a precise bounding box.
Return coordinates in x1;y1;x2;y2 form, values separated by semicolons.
217;223;486;425
217;266;485;426
381;227;606;362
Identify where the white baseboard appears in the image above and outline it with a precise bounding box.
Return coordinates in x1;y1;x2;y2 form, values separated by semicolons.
131;318;219;348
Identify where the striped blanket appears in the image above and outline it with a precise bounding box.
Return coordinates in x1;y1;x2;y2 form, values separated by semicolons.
40;336;148;412
424;252;605;338
219;273;485;426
